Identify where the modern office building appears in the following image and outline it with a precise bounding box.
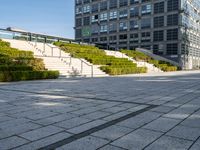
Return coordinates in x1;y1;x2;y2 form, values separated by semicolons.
75;0;200;69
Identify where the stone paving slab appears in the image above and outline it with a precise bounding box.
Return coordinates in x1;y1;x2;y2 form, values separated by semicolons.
0;73;200;149
142;117;181;133
144;135;193;150
166;125;200;141
111;128;163;150
92;125;132;141
56;136;109;150
15;132;72;150
0;136;29;150
19;125;64;141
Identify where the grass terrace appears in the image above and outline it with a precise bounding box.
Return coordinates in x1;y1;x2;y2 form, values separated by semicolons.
120;50;178;72
0;39;59;82
54;42;147;75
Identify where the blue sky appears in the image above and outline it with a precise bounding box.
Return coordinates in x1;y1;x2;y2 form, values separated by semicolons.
0;0;74;39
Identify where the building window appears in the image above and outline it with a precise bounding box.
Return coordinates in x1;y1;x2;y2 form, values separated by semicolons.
154;2;164;14
141;18;151;29
92;38;98;43
154;16;164;28
100;37;107;41
141;4;152;15
83;5;90;13
76;29;82;38
109;0;117;9
119;21;128;31
119;34;128;40
167;43;178;55
91;15;98;23
109;11;117;20
109;35;117;41
167;29;178;40
83;0;90;4
76;0;82;5
141;32;151;38
130;20;139;30
167;14;178;26
130;0;139;5
141;0;151;2
100;13;108;21
130;33;138;39
76;7;82;15
119;9;128;18
130;7;139;17
100;1;107;11
109;23;117;32
92;4;98;13
153;30;164;41
100;25;108;33
167;0;178;12
92;25;99;34
76;18;82;27
83;16;90;25
119;0;128;7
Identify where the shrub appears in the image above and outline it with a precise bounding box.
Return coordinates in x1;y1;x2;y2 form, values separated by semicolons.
0;71;59;82
100;66;147;75
0;65;33;71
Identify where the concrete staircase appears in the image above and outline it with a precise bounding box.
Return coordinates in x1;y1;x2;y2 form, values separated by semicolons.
104;50;163;73
3;39;108;77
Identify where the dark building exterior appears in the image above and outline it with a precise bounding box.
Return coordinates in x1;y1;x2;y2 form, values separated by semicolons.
75;0;200;69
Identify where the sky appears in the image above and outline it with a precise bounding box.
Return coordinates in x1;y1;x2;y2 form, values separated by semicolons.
0;0;74;39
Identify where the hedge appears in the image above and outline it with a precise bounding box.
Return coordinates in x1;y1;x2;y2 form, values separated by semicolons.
0;47;33;58
100;66;147;75
0;71;59;82
0;65;33;71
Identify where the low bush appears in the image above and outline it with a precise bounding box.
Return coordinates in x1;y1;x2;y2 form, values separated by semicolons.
0;47;33;58
100;66;147;75
0;65;33;71
0;71;59;82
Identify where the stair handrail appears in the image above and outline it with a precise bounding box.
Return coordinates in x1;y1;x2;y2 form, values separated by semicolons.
46;43;94;77
27;41;46;57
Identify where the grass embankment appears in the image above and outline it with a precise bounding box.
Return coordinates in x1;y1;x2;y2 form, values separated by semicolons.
120;50;178;72
54;42;147;75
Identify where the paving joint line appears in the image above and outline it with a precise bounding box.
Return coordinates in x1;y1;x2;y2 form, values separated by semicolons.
37;105;157;150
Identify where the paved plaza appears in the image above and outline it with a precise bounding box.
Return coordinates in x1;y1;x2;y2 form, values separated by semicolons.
0;71;200;150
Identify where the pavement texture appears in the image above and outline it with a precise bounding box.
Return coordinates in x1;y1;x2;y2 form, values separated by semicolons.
0;71;200;150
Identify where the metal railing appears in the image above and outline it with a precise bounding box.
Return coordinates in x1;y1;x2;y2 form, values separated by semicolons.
27;41;94;77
